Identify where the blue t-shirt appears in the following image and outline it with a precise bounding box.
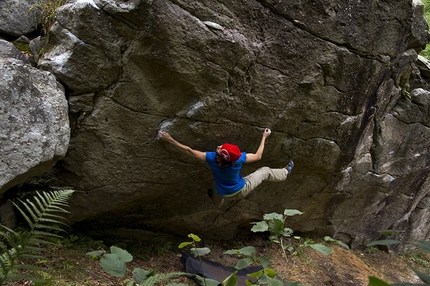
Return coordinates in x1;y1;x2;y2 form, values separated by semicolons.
206;152;247;196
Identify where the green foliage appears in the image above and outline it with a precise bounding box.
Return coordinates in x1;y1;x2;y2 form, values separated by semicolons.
27;0;66;37
366;239;402;248
87;245;186;286
0;189;74;285
420;0;430;59
401;87;412;102
367;231;430;286
179;233;300;286
324;236;349;250
369;276;391;286
223;245;294;285
179;233;211;257
179;233;217;286
251;209;336;262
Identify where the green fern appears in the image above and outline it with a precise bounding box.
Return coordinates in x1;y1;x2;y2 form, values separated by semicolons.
139;272;187;286
0;189;74;285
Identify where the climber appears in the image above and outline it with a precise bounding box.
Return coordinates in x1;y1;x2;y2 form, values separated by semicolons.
158;128;294;208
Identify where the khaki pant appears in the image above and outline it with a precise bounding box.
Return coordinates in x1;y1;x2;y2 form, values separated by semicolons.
212;167;289;208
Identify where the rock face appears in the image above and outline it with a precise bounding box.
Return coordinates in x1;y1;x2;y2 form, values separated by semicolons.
0;40;70;194
25;0;430;247
0;0;40;37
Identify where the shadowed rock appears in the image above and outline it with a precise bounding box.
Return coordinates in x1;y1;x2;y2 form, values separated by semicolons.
11;0;430;248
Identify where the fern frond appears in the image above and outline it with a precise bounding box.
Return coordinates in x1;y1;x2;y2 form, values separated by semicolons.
13;204;35;229
35;218;69;228
7;273;44;283
0;248;18;282
33;227;64;238
38;212;70;221
13;190;74;233
0;189;74;284
142;272;187;286
0;228;20;248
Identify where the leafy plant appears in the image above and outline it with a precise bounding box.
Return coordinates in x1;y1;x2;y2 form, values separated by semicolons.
179;233;211;257
27;0;66;37
87;246;186;286
179;233;301;286
178;233;218;286
420;0;430;60
401;87;412;101
324;236;349;250
250;209;333;265
0;189;75;285
224;246;301;286
367;230;430;286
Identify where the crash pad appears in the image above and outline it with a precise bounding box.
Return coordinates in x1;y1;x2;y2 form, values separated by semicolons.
180;251;263;285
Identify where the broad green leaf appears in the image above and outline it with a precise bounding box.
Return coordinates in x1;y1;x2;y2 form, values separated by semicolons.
368;276;391;286
418;240;430;253
257;273;270;284
257;256;270;268
110;246;133;262
251;221;268;232
194;275;220;286
284;209;303;217
324;236;349;249
247;270;263;278
132;268;153;283
100;253;127;277
188;233;201;242
86;250;104;257
190;247;210;257
178;242;192;249
264;267;277;278
282;228;293;237
224;249;240;255
336;241;350;250
310;244;332;256
268;219;284;236
409;265;430;284
268;279;285;286
238;246;256;256
222;271;238;286
378;229;400;236
235;257;254;270
366;240;401;247
269;235;280;243
263;212;283;221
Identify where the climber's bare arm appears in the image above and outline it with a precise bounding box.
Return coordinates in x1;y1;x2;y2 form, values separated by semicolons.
246;128;271;163
158;131;206;162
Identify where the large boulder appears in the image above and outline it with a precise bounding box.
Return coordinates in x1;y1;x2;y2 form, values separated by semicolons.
0;40;69;193
32;0;430;247
0;0;40;37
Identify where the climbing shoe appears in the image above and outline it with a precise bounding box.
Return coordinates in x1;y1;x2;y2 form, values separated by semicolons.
286;160;294;174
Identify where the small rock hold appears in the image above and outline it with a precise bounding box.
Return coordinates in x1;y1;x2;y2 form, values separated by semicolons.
203;21;224;31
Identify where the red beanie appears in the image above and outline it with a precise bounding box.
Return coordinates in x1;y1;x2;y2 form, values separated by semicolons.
220;143;241;162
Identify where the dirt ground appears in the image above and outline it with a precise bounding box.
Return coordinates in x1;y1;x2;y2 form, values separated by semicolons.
8;234;428;286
